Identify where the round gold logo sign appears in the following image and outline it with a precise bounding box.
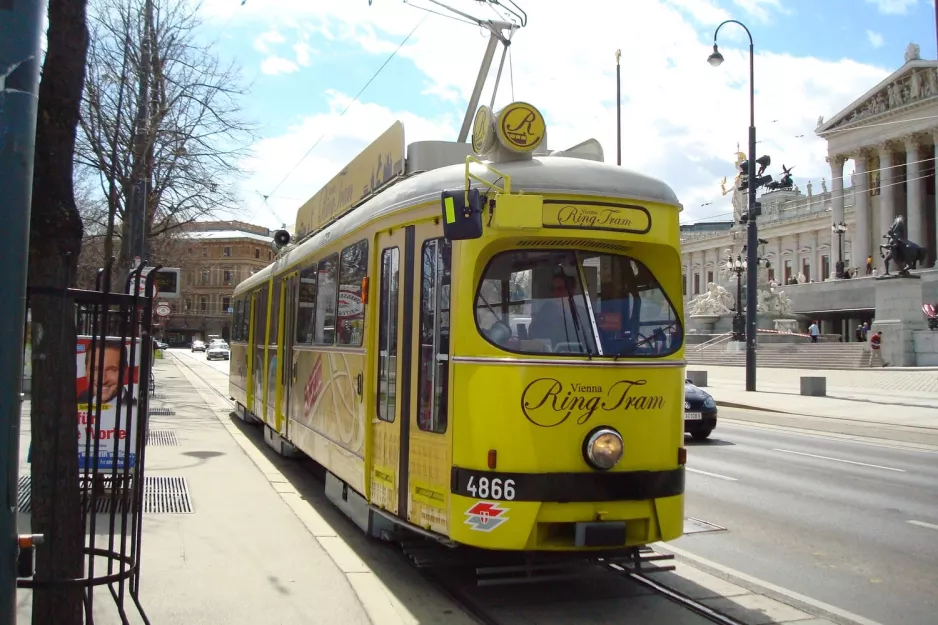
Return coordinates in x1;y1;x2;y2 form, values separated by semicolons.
471;105;495;156
497;102;545;153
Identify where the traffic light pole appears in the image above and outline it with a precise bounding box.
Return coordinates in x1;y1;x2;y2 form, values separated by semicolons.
745;41;759;392
0;0;46;621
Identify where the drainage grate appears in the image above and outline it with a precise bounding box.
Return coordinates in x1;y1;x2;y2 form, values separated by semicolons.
146;429;178;446
149;407;175;416
144;476;193;514
683;517;727;535
150;393;168;400
17;475;193;514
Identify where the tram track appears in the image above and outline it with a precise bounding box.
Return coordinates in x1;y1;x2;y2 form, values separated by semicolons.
168;353;748;625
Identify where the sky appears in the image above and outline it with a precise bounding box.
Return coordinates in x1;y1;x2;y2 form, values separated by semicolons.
191;0;938;229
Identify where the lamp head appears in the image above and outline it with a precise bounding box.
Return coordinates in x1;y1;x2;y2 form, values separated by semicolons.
707;44;724;67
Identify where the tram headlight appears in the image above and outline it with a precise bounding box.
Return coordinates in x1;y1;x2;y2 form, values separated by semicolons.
583;427;624;471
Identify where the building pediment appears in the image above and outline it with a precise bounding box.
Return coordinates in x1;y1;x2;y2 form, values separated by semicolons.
815;59;938;137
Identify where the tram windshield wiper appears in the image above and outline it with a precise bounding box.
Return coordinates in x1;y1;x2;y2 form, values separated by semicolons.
556;263;592;359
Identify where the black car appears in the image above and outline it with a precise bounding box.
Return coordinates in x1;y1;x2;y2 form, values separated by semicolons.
684;379;717;440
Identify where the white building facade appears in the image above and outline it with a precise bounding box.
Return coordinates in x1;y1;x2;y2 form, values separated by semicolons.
682;44;938;330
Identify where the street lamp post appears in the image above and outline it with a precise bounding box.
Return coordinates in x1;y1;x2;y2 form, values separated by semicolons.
708;19;760;392
832;222;847;278
725;254;747;341
615;49;622;166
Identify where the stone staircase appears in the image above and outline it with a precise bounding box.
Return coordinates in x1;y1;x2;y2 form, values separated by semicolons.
686;340;869;370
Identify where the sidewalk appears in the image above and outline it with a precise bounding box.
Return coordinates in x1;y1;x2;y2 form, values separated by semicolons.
688;365;938;443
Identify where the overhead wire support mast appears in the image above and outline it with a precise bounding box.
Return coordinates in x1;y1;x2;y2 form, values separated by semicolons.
418;0;521;142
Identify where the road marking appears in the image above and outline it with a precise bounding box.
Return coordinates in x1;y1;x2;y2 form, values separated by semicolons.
720;419;938;455
658;543;887;625
686;467;738;481
907;520;938;531
772;448;906;472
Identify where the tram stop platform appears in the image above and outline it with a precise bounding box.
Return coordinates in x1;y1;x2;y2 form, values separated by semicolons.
14;352;841;625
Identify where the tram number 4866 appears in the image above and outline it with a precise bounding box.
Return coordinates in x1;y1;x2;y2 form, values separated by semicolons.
465;476;516;501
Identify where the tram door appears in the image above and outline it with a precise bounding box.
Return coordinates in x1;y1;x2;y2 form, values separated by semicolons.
372;224;452;530
275;273;298;439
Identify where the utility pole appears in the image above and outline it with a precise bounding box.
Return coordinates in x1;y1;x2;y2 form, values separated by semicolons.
0;0;46;622
615;49;622;166
128;0;154;271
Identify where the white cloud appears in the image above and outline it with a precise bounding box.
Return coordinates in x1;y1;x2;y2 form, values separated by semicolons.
294;41;313;66
865;0;919;14
253;29;286;54
202;0;893;228
732;0;790;22
866;30;885;48
259;55;300;75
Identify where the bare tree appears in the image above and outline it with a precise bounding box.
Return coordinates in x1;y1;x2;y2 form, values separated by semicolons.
28;0;90;622
77;0;254;271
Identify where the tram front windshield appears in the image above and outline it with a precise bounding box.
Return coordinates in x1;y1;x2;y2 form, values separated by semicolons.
475;250;682;357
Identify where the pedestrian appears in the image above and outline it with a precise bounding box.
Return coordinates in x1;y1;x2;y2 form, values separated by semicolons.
868;331;883;367
855;325;863;342
808;320;820;343
866;255;873;275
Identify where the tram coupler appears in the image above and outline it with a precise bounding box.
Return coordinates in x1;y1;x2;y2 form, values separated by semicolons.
16;533;44;578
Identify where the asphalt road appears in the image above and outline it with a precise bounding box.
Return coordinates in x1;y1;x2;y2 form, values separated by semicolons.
678;410;938;625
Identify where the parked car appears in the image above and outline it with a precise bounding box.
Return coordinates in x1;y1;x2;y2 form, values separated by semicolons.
684;379;718;440
154;340;169;350
206;341;230;361
191;340;205;352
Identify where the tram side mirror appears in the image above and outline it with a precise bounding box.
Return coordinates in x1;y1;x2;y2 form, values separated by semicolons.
441;188;483;241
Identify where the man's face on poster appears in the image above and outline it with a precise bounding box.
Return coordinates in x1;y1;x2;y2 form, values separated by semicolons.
87;346;123;403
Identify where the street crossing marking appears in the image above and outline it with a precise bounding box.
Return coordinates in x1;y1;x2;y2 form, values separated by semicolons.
772;448;905;472
907;520;938;531
686;467;738;481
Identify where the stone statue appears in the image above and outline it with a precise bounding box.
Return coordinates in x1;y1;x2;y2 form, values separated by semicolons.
880;214;928;276
816;115;824;129
910;70;922;100
821;178;828;193
760;286;793;316
887;82;901;108
905;42;921;64
687;282;734;316
765;165;794;191
797;272;806;284
806;180;813;196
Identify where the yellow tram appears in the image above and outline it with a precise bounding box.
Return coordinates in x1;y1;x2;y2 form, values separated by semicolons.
229;101;687;553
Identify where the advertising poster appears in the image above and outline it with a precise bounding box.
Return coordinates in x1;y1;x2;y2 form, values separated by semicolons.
76;336;142;472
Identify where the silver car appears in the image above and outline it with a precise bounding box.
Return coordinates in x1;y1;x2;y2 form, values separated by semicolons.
206;342;230;361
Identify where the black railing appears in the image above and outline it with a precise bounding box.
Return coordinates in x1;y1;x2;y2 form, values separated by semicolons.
18;259;158;624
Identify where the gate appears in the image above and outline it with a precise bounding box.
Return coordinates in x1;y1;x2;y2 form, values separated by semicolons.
17;261;159;624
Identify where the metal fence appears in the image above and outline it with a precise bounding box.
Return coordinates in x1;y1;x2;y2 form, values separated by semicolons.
17;261;160;624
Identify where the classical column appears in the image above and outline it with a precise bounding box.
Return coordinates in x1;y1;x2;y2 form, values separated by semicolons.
904;134;924;246
827;154;847;269
878;142;897;240
852;150;871;271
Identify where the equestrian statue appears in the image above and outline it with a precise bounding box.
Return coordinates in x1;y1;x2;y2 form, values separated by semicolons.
880;215;927;276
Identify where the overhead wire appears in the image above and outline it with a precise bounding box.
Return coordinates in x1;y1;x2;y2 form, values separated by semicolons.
252;11;430;224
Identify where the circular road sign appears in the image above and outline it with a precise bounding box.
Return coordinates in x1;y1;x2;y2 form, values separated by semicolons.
156;304;171;317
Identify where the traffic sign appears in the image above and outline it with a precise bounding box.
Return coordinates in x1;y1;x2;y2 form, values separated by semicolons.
156;304;171;317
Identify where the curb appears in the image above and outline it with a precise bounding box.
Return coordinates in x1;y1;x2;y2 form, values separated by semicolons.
715;400;783;414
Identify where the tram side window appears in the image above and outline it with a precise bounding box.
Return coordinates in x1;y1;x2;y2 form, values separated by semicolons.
232;299;243;341
314;254;339;345
254;287;268;345
377;247;400;423
337;240;368;347
269;278;281;344
240;296;251;341
416;238;452;434
295;264;319;345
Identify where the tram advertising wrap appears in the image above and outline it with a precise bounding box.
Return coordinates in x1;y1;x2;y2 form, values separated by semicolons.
76;336;141;472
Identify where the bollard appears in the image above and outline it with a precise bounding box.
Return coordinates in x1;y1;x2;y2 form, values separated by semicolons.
686;370;708;387
800;376;826;397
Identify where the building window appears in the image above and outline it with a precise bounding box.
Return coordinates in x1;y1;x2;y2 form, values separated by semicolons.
802;260;811;282
822;255;831;280
268;250;272;260
337;240;368;346
416;238;451;434
201;269;210;285
377;247;400;423
223;269;232;284
255;248;260;259
784;260;792;283
202;247;208;257
707;270;714;285
199;296;208;312
223;246;231;257
185;299;192;312
693;273;700;295
682;274;687;296
767;268;775;282
222;296;231;313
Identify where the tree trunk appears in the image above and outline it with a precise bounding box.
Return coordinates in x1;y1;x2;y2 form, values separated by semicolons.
28;1;90;623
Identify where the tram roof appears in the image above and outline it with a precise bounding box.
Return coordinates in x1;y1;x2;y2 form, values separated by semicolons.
234;155;683;295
